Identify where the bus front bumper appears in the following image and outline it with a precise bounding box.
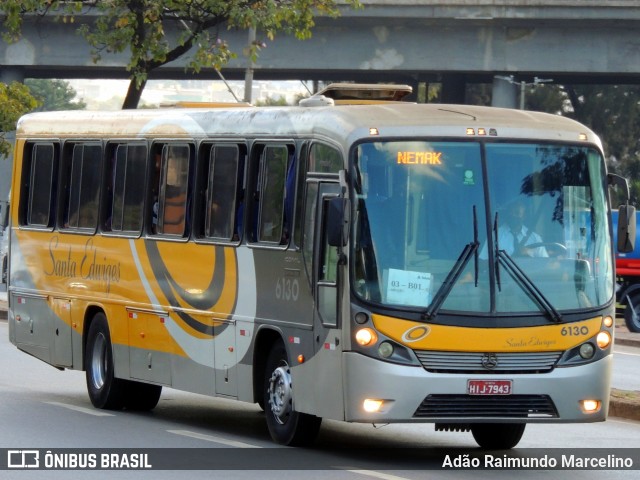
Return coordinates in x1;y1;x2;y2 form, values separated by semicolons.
343;351;611;424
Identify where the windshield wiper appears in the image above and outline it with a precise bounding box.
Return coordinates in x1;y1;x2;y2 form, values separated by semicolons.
424;206;479;320
492;213;562;323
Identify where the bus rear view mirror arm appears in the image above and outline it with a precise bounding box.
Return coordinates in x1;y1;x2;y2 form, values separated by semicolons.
608;173;630;200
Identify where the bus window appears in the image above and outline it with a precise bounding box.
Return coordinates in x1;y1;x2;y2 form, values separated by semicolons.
154;143;191;236
107;143;147;234
204;144;244;241
293;144;309;249
22;142;57;228
60;143;102;231
251;144;292;245
309;143;343;174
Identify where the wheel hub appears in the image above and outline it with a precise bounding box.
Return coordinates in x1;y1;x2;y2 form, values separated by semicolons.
268;365;293;425
90;333;107;390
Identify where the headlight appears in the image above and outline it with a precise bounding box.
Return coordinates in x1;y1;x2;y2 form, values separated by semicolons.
579;343;595;359
378;341;394;359
596;331;611;349
355;328;377;346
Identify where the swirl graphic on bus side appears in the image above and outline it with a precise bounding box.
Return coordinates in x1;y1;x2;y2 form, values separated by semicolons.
144;240;237;336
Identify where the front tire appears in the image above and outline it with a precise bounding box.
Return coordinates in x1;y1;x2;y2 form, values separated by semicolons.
471;423;526;449
263;342;321;446
85;313;126;410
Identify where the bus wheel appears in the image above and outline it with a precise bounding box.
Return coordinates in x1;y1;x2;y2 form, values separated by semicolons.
263;342;321;446
624;292;640;332
85;313;126;410
124;381;162;411
471;423;525;449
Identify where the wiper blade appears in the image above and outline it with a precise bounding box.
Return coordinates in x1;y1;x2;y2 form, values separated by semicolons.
497;249;563;323
424;206;480;320
423;241;479;320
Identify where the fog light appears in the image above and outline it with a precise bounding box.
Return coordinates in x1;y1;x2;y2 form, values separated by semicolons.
363;399;384;413
579;343;595;359
378;341;394;359
580;399;601;413
596;331;611;349
355;328;377;346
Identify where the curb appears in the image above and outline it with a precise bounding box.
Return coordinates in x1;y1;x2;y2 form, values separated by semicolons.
609;390;640;422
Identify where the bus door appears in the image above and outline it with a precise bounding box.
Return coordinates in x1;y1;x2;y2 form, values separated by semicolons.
311;182;345;419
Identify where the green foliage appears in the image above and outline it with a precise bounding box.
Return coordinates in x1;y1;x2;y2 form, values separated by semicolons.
25;79;86;111
465;82;640;205
256;96;289;106
561;85;640;205
2;0;361;108
0;82;39;157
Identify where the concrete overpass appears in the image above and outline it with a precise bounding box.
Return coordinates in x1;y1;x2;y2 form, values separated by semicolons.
2;1;640;106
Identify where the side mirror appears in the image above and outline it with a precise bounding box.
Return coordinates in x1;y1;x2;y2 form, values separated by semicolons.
327;197;350;247
617;204;636;253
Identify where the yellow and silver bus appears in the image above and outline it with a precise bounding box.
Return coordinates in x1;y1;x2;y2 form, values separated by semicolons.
7;85;634;449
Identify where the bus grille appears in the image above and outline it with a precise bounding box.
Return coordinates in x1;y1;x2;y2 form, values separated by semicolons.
414;350;562;374
413;394;558;419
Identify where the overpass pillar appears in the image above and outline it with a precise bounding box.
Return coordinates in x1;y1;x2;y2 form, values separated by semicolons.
440;74;466;104
0;67;25;84
491;76;518;109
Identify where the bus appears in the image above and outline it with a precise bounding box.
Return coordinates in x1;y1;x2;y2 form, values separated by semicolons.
7;84;635;449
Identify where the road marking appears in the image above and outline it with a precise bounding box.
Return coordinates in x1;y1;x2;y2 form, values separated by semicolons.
167;429;261;448
45;401;115;417
346;470;413;480
615;350;640;357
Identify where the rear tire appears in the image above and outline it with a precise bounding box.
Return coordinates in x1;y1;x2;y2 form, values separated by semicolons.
264;342;321;446
471;423;526;449
85;313;126;410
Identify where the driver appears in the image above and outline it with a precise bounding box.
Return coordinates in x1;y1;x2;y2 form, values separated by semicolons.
497;201;548;257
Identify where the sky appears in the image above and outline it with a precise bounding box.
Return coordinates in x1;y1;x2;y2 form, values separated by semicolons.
67;79;312;109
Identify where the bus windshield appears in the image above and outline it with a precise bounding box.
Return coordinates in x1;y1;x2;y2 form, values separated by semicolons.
352;140;613;317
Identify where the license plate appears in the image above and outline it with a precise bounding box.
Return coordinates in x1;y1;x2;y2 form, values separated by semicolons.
467;379;512;395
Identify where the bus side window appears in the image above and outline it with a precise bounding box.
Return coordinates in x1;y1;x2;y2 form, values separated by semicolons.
292;143;309;249
251;144;292;245
203;144;245;242
60;142;102;231
21;142;57;228
105;143;147;234
154;143;192;237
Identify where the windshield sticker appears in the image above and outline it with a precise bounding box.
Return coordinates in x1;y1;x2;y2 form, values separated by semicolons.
385;268;431;307
463;169;475;185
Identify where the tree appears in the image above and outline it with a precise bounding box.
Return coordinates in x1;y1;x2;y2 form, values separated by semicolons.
0;82;39;157
25;79;86;111
2;0;360;109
